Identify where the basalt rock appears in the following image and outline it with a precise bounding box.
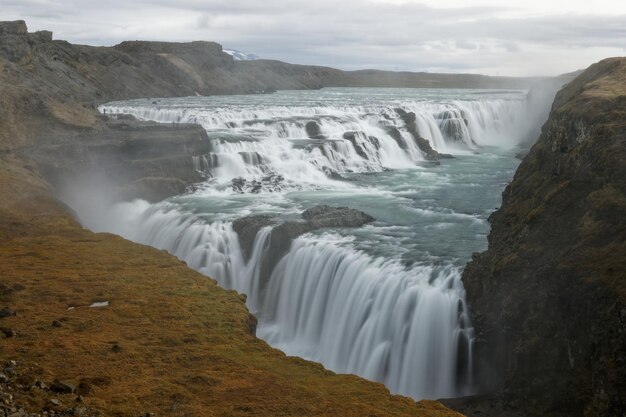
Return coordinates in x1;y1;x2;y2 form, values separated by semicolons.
456;58;626;417
232;215;275;260
233;205;375;290
395;108;453;160
302;204;375;228
305;121;325;139
343;132;369;160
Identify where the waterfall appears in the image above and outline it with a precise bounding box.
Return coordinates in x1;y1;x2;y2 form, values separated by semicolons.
259;234;473;399
88;89;529;402
92;201;474;400
100;94;527;192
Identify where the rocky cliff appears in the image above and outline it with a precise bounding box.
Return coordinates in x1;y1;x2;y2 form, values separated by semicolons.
458;58;626;416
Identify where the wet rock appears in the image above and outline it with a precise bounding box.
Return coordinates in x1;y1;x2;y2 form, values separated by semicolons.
321;167;344;181
368;135;381;150
264;204;375;266
230;175;285;194
50;380;75;394
232;215;274;261
383;126;408;150
395;108;453;160
302;205;375;228
305;121;325;139
231;177;245;193
343;132;369;160
440;118;464;142
461;58;626;417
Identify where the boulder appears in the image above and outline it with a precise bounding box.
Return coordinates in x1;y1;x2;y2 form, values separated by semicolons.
232;205;375;294
50;380;75;394
384;126;408;150
457;58;626;417
343;132;369;160
305;121;325;139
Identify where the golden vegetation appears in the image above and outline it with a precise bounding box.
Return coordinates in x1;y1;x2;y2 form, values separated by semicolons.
0;164;463;417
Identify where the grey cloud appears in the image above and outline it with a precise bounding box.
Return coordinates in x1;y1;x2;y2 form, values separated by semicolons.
3;0;625;76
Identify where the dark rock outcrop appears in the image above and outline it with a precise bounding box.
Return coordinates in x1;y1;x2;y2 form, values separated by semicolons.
28;115;212;202
305;121;325;139
458;58;626;417
267;205;374;268
302;205;375;227
0;20;27;35
396;109;453;160
233;206;375;291
232;215;274;260
231;206;374;323
343;132;370;159
384;126;408;150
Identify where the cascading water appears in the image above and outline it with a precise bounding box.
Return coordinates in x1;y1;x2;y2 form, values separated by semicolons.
86;87;530;400
260;235;473;399
100;88;527;191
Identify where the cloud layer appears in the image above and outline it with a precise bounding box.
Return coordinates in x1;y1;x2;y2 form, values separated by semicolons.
4;0;626;76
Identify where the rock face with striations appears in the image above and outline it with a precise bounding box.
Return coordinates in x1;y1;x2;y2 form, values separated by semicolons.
460;58;626;417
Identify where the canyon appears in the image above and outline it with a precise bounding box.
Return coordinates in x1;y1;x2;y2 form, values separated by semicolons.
1;19;624;417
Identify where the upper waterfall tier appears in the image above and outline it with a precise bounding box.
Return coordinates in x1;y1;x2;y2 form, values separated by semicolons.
100;88;528;192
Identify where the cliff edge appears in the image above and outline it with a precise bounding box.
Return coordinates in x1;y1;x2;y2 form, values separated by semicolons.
459;58;626;416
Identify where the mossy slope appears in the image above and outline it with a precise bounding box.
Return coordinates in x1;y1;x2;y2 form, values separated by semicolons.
0;163;462;416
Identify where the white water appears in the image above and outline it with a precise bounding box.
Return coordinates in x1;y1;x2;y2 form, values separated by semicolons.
100;89;527;192
93;201;474;399
87;88;530;401
260;235;473;399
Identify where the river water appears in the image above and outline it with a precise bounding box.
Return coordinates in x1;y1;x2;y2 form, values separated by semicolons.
91;87;528;400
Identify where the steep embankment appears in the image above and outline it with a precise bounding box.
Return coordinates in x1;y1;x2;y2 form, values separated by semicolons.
0;161;466;417
0;20;466;417
459;58;626;416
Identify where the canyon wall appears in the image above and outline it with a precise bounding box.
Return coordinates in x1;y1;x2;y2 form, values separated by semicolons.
461;58;626;416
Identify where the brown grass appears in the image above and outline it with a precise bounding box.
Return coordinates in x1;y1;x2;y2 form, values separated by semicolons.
0;162;462;417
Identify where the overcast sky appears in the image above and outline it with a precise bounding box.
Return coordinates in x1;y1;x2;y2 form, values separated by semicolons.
4;0;626;76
